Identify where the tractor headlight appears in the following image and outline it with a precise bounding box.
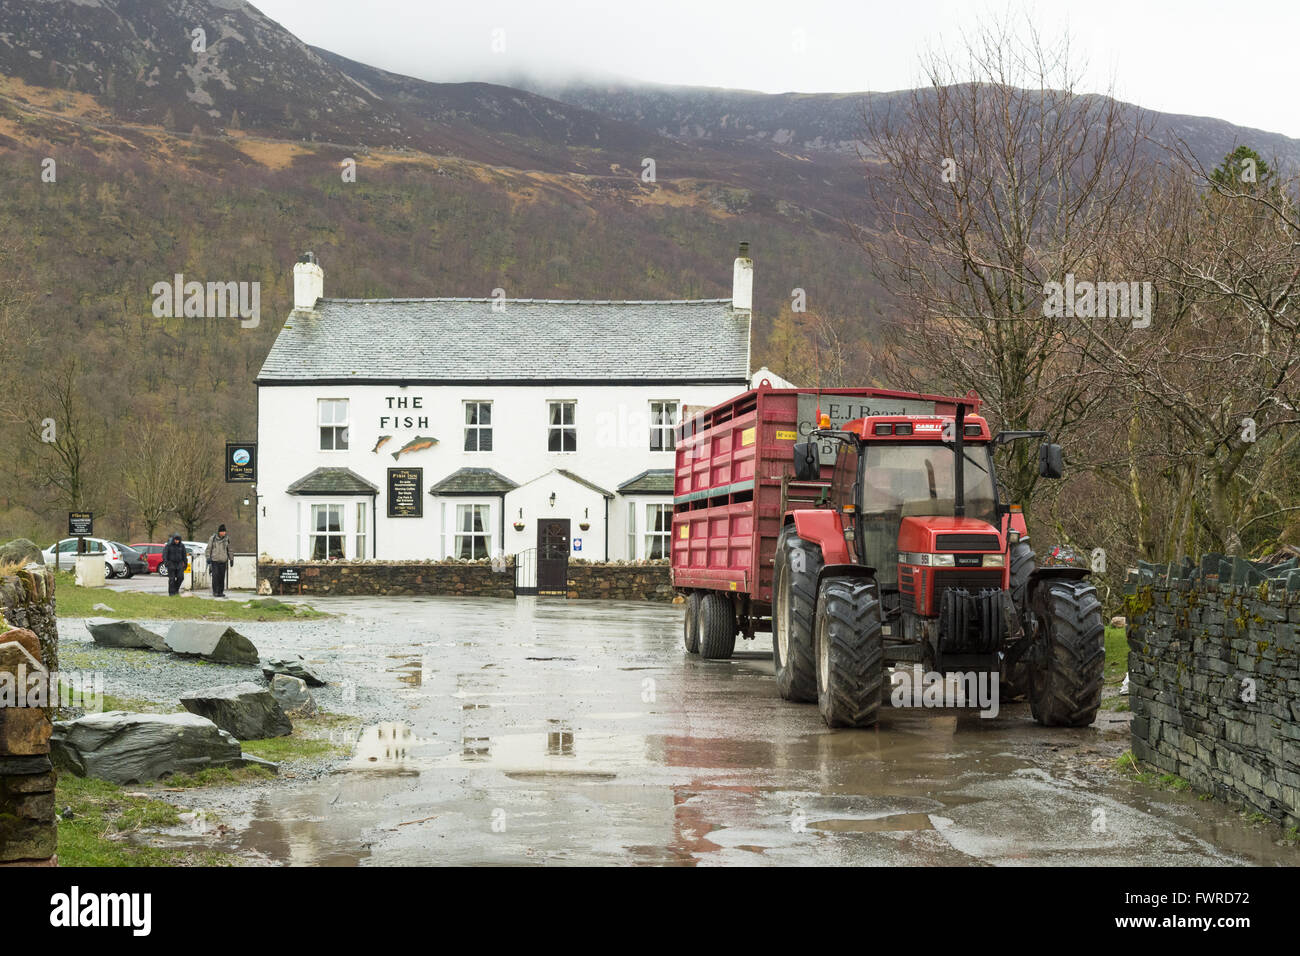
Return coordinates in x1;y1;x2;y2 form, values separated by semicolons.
1007;530;1020;546
930;554;956;567
982;554;1006;568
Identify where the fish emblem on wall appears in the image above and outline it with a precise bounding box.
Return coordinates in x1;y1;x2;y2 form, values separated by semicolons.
371;436;392;453
391;436;438;460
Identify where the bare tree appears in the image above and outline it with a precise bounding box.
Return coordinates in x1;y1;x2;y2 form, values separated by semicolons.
123;420;180;540
859;17;1151;507
171;430;222;539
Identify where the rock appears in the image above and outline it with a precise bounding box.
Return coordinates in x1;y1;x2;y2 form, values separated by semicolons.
0;538;43;566
50;711;243;784
91;603;115;613
246;597;285;609
164;622;258;664
261;655;325;687
179;682;292;740
257;579;272;596
1110;615;1127;628
270;674;316;716
85;619;167;651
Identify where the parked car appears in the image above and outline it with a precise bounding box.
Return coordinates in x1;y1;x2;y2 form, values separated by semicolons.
130;543;166;574
42;538;128;578
111;542;148;578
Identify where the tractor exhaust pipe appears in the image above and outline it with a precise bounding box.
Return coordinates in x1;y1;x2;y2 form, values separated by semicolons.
954;403;966;518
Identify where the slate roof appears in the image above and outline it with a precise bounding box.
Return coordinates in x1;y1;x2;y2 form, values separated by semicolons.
618;469;675;495
286;467;379;496
428;467;519;496
257;298;750;384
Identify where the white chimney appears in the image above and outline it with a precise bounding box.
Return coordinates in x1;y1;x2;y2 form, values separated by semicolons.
293;251;324;311
732;240;753;312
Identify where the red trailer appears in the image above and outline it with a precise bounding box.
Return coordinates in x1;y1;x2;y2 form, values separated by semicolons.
672;379;1103;730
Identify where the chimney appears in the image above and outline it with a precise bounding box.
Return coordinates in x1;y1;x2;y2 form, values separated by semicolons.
732;240;753;312
293;251;323;311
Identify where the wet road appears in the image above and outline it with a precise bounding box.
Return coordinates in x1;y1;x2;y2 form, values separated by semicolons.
190;596;1289;865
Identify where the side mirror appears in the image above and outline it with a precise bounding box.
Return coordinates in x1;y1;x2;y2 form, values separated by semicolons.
792;441;820;481
1038;442;1064;479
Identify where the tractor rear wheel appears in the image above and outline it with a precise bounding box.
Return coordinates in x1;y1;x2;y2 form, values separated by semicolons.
813;576;884;728
1027;580;1105;727
772;526;822;702
697;592;736;660
1001;540;1036;701
683;592;701;654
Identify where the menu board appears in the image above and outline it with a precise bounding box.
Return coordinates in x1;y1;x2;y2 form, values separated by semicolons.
387;467;423;517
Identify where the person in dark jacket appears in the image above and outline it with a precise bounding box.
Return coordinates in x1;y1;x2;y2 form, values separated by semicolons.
206;524;233;598
162;534;187;597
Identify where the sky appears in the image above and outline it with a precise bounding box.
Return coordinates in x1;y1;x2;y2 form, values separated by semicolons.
251;0;1300;139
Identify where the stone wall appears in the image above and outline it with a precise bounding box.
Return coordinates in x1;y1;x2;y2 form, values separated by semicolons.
257;560;516;598
255;559;673;601
566;562;674;602
1126;554;1300;828
0;566;57;865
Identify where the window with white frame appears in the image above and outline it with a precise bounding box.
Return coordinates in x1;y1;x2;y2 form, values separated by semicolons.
464;401;493;452
355;501;368;558
626;501;637;559
443;502;492;560
645;503;672;559
310;503;345;559
318;399;349;451
548;400;576;452
649;401;679;451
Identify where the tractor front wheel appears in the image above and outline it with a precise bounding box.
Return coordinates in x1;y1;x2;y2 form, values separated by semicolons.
697;592;736;660
1027;580;1105;727
1001;540;1036;701
772;526;822;702
814;576;884;728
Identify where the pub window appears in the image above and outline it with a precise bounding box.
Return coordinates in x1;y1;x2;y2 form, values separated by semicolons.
464;401;493;451
454;503;491;560
548;400;576;452
319;398;349;451
644;503;672;559
649;401;679;451
355;501;368;558
310;503;345;559
626;500;637;560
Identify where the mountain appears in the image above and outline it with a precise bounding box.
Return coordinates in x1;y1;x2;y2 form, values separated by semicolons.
0;0;1295;547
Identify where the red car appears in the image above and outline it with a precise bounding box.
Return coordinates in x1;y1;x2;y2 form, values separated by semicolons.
130;543;167;575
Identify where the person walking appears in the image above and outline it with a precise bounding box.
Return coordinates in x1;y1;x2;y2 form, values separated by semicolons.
207;524;233;598
162;534;187;597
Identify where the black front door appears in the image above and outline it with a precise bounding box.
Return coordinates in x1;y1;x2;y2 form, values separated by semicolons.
537;519;570;595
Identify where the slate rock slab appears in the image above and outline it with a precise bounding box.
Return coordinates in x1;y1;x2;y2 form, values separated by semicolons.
180;682;292;740
85;619;167;651
164;622;259;664
262;655;325;686
50;711;243;784
270;674;316;716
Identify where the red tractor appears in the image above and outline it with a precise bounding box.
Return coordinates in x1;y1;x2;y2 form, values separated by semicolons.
671;383;1103;730
779;397;1103;728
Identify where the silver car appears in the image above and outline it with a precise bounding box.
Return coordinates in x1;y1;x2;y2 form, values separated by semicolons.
42;538;128;578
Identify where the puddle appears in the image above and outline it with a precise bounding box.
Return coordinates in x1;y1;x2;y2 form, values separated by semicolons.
810;813;935;833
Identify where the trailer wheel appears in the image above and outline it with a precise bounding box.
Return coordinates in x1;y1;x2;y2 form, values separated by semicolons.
813;576;884;728
1001;540;1036;701
683;592;701;654
697;592;736;660
1027;580;1104;727
772;526;822;702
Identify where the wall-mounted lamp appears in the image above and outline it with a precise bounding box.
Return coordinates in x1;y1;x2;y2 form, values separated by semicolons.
549;492;556;508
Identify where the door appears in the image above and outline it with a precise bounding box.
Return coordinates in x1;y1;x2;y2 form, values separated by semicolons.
537;519;570;595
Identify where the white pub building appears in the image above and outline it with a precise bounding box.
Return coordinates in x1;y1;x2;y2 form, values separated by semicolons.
254;245;761;566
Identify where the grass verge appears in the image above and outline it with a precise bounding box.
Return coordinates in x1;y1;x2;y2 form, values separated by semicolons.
55;774;246;867
1099;625;1131;710
54;571;327;621
239;711;361;766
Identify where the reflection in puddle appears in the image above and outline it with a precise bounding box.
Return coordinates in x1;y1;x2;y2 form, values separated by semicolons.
547;719;574;757
346;722;426;774
810;813;936;833
462;735;492;759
